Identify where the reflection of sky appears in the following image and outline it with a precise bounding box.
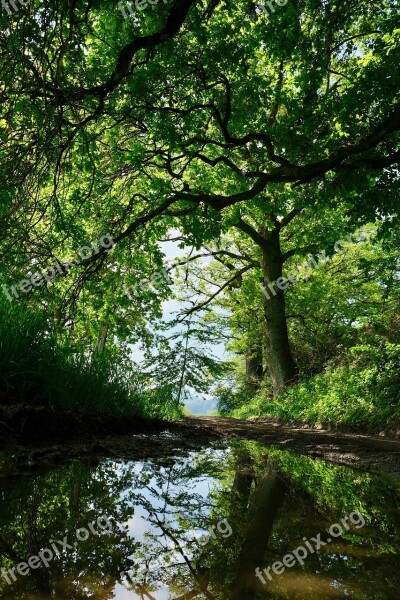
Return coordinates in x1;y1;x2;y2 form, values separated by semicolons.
112;583;170;600
108;449;230;598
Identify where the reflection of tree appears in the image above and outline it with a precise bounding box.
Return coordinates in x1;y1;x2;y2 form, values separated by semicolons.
232;466;289;600
0;461;140;599
229;443;400;600
121;443;400;600
118;455;224;599
1;443;400;599
142;513;213;600
123;444;289;600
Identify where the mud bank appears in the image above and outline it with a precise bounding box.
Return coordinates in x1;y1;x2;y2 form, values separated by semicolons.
184;416;400;482
2;407;400;483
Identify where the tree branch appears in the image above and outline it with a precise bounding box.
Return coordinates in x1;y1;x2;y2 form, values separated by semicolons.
179;265;252;319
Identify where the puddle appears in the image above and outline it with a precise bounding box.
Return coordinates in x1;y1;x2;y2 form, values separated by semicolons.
0;440;399;599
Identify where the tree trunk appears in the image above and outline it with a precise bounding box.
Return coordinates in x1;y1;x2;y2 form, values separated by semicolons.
245;344;264;390
232;466;289;600
261;231;297;395
94;321;109;353
230;447;254;508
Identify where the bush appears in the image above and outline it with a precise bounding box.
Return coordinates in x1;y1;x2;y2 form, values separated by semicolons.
0;302;181;419
227;344;400;430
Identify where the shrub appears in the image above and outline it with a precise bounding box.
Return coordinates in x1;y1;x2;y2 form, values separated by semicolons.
0;301;181;419
227;344;400;430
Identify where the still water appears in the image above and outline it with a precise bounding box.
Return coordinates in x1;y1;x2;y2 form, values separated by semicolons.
0;439;399;599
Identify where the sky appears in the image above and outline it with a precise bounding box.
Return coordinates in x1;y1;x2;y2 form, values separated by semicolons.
129;231;226;415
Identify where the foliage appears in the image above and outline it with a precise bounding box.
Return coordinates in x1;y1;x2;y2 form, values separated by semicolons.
214;227;400;428
0;0;399;416
0;299;181;418
227;344;400;430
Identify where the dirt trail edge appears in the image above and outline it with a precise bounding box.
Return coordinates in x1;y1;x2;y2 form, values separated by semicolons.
184;416;400;483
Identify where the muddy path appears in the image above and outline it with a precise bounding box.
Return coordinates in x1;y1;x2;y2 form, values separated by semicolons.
2;407;400;483
184;416;400;482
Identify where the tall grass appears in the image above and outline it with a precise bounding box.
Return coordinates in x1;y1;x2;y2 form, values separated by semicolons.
0;302;179;419
226;344;400;431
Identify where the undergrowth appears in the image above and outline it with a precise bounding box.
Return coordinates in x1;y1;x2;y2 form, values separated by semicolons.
0;302;181;419
223;345;400;430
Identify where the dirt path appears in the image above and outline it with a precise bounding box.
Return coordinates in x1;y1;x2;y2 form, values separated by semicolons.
184;416;400;482
2;409;400;483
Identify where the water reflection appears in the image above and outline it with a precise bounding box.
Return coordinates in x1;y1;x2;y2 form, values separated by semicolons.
0;441;399;599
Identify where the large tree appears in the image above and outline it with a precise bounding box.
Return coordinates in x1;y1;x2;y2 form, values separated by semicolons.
1;0;399;389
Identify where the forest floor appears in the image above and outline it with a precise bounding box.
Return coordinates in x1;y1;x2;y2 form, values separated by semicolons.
1;407;400;482
184;416;400;482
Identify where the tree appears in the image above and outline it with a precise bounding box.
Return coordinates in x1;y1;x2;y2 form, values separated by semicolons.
0;0;399;394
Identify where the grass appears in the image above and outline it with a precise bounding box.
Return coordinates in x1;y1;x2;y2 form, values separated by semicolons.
0;302;182;419
228;344;400;431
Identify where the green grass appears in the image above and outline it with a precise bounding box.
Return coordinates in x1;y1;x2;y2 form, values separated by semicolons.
0;302;181;419
228;344;400;431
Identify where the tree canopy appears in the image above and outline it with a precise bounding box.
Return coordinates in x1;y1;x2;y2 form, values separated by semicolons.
0;0;399;413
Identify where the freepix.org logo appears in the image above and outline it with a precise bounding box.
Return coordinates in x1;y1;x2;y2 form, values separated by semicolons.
1;234;114;302
1;516;113;586
118;0;168;19
1;0;31;16
259;0;288;16
255;510;366;585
